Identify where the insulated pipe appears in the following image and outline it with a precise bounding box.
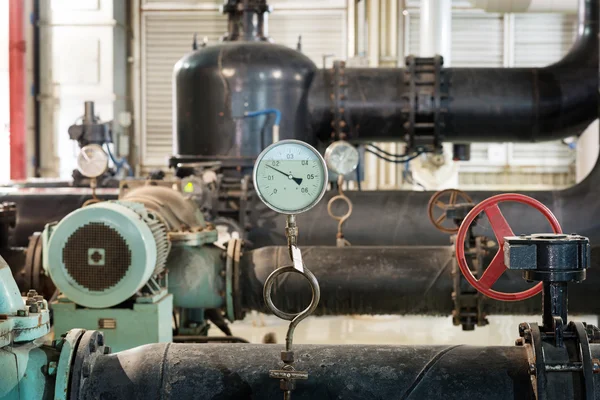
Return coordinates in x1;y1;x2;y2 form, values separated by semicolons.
74;343;600;399
239;246;600;316
309;0;598;144
9;0;27;180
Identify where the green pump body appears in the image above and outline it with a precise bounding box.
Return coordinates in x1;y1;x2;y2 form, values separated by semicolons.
42;184;222;351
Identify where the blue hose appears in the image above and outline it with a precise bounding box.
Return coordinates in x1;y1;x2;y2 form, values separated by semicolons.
244;108;282;125
105;144;134;177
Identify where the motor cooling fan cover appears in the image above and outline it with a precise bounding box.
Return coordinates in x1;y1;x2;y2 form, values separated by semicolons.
46;202;168;308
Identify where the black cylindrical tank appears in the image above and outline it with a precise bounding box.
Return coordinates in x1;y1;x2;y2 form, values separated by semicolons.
173;41;317;159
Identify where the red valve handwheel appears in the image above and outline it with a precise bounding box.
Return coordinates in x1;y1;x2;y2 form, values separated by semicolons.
455;193;562;301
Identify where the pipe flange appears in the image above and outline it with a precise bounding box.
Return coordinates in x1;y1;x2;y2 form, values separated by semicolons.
68;330;111;400
518;321;598;400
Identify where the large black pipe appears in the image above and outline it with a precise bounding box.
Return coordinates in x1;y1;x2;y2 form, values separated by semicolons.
240;246;600;316
76;343;600;399
77;343;539;399
249;172;600;248
0;189;117;247
309;0;597;144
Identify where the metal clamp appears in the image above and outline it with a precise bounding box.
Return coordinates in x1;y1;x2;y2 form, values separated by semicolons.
402;55;447;153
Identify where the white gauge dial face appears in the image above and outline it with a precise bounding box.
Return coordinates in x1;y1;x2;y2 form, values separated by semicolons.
254;140;328;214
324;141;359;175
77;144;109;178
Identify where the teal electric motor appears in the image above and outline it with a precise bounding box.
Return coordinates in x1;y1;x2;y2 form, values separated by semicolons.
43;183;220;351
46;201;170;308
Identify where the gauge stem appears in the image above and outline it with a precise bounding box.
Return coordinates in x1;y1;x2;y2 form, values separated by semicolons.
285;214;298;260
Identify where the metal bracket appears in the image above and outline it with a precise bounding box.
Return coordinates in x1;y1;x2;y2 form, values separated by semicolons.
329;60;348;141
451;235;488;330
402;55;447;153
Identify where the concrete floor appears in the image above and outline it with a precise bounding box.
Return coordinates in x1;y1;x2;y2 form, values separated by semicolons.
226;313;599;346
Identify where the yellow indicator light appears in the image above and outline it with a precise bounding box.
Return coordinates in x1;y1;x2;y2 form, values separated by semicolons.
184;182;195;193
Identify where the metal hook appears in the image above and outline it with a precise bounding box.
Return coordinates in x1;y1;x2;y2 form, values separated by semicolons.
327;176;353;244
263;265;321;351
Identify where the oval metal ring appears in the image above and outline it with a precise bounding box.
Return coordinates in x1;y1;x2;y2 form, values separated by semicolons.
263;265;321;322
327;194;353;223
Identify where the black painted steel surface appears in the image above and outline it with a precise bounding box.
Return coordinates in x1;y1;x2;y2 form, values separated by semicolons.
173;41;316;159
76;343;546;399
240;246;600;316
309;0;597;144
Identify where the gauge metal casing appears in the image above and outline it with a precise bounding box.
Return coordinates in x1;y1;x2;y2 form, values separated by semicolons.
77;144;109;178
324;140;359;176
253;140;328;215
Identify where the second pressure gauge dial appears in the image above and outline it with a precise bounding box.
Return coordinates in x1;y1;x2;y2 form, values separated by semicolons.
254;140;328;214
77;144;109;178
324;140;359;176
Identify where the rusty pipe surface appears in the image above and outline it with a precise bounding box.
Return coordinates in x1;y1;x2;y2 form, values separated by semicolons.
75;343;544;399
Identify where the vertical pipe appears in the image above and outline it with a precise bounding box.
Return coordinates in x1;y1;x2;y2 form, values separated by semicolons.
419;0;452;65
32;0;40;177
9;0;26;180
397;0;405;67
83;101;95;124
367;0;380;67
576;121;599;182
347;0;356;58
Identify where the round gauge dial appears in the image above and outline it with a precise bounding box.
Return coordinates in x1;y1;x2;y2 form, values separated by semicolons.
77;144;109;178
254;140;328;214
324;140;359;176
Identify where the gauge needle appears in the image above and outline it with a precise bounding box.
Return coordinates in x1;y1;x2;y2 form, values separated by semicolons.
266;164;303;185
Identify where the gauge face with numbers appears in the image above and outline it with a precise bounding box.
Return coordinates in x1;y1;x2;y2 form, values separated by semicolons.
77;144;109;178
324;140;359;176
253;140;328;214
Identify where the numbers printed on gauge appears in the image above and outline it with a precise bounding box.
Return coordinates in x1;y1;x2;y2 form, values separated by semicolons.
254;140;328;214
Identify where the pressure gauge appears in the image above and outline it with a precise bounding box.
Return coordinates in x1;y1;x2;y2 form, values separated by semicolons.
254;140;328;214
324;140;359;175
77;144;109;178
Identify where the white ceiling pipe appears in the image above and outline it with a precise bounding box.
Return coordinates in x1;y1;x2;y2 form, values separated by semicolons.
419;0;452;64
470;0;577;13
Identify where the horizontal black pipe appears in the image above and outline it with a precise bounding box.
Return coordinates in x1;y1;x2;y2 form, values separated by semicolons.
77;343;544;399
309;0;597;144
249;176;600;248
4;154;600;250
240;246;600;316
0;189;117;247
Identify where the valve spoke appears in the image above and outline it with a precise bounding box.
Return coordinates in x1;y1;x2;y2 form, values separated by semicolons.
478;250;506;287
484;204;514;245
449;190;458;205
435;200;446;210
435;214;446;225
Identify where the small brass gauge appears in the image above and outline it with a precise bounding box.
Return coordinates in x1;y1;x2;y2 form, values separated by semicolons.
324;140;359;176
77;144;109;178
253;140;328;215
